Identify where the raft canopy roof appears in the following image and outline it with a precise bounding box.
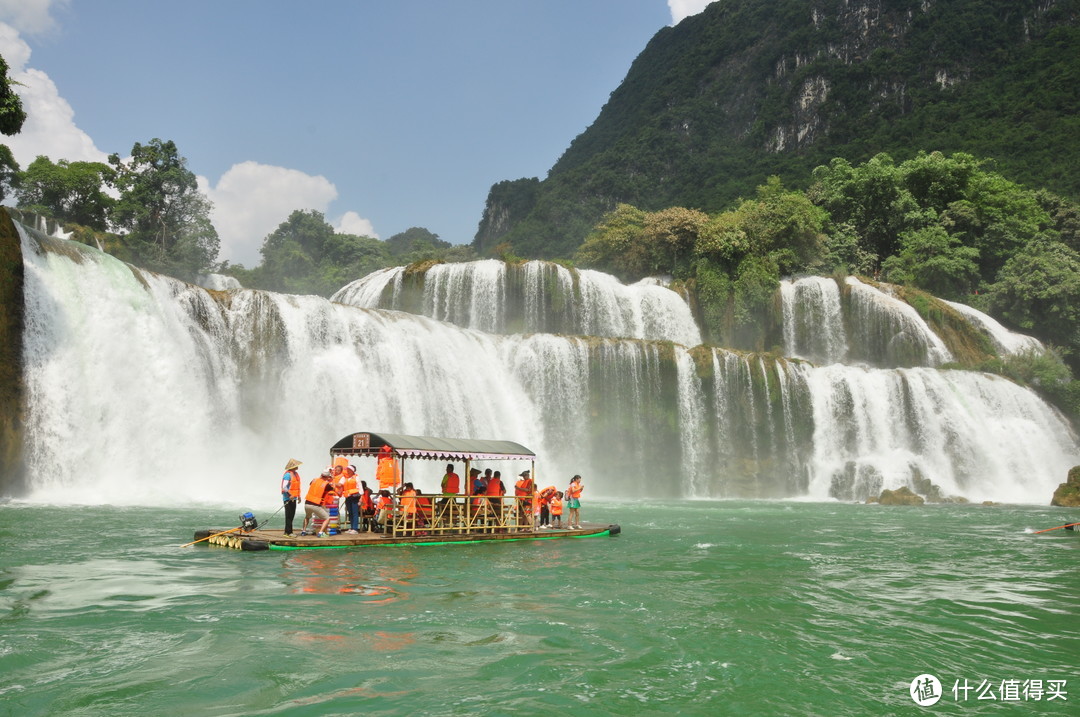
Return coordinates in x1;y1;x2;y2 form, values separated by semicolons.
330;431;536;462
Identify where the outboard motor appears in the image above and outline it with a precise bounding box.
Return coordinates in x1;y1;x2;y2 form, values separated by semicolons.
239;512;258;532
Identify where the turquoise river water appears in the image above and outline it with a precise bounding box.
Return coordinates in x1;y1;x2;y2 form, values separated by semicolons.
0;500;1077;716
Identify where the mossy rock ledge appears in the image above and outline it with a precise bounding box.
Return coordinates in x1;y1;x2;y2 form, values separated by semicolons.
1050;466;1080;507
876;486;925;506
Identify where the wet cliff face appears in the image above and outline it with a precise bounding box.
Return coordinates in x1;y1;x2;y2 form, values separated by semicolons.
0;208;26;495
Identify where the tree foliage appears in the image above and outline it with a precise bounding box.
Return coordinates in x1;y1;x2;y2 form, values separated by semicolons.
109;139;219;280
0;54;26;137
0;144;18;204
231;211;475;298
17;156;115;229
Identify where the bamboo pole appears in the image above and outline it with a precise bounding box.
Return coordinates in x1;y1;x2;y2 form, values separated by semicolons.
179;525;243;548
1032;522;1080;534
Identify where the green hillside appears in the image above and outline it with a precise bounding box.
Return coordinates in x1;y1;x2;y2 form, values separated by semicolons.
475;0;1080;258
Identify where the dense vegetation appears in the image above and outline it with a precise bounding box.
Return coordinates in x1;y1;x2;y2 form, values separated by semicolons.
573;150;1080;414
7;140;218;282
223;212;474;297
478;0;1080;259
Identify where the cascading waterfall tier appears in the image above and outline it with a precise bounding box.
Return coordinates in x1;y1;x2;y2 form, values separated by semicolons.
332;259;702;346
8;216;1075;505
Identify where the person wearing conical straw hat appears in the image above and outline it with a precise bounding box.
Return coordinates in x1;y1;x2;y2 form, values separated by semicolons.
281;458;303;536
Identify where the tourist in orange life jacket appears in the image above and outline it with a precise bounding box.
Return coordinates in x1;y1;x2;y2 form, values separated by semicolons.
360;482;376;531
549;491;564;529
342;465;361;534
416;489;433;531
537;485;556;528
487;470;506;528
399;482;418;533
301;471;336;537
469;468;486;521
280;458;302;536
514;470;534;530
566;475;584;529
441;463;460;495
374;490;393;533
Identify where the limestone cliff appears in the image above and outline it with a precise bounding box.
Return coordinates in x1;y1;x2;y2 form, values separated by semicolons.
478;0;1080;258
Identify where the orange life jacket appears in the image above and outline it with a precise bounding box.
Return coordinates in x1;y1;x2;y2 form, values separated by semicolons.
286;470;301;498
376;495;392;510
567;482;583;500
486;479;504;497
539;486;556;503
305;477;332;504
343;474;359;497
550;496;563;515
401;489;417;515
377;453;399;490
361;491;375;512
514;478;532;496
442;471;460;494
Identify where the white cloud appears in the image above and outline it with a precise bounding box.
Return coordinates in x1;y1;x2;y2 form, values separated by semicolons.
334;211;378;238
0;0;68;36
2;16;377;268
0;22;109;167
202;161;377;267
668;0;718;25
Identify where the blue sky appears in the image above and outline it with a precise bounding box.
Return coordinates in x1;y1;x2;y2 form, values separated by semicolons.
1;0;716;266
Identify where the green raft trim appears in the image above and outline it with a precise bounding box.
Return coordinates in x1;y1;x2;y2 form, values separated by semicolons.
266;529;611;551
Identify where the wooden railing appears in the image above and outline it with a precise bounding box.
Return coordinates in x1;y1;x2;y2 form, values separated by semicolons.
382;494;534;537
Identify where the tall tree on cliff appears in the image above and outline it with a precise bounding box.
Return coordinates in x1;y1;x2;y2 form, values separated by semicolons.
109;139;219;280
0;53;26;203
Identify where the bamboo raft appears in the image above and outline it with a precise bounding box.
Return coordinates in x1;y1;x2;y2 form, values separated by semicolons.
191;430;620;552
193;521;620;551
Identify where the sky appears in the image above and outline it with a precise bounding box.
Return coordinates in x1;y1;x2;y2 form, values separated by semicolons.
0;0;718;266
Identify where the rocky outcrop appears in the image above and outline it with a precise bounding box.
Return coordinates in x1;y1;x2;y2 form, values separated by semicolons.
1050;466;1080;507
0;208;26;496
877;486;925;505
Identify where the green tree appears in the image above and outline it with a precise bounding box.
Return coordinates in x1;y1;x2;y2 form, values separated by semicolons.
259;209;336;292
0;54;26;137
575;203;649;280
386;227;449;257
255;209;395;296
16;156;115;229
695;209;750;268
109;139;219;279
0;144;18;203
989;238;1080;360
0;53;25;204
880;225;981;299
736;176;827;273
808;154;917;267
641;206;710;276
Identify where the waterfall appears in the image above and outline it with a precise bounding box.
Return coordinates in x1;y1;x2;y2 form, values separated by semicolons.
780;276;848;364
8;216;1078;506
843;277;954;367
331;265;404;308
801;366;1076;503
333;259;701;346
943;300;1044;356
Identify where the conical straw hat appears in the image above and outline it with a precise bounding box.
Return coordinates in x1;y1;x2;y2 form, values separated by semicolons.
284;458;302;471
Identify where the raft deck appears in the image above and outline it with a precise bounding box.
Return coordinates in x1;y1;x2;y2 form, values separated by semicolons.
195;522;620;551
